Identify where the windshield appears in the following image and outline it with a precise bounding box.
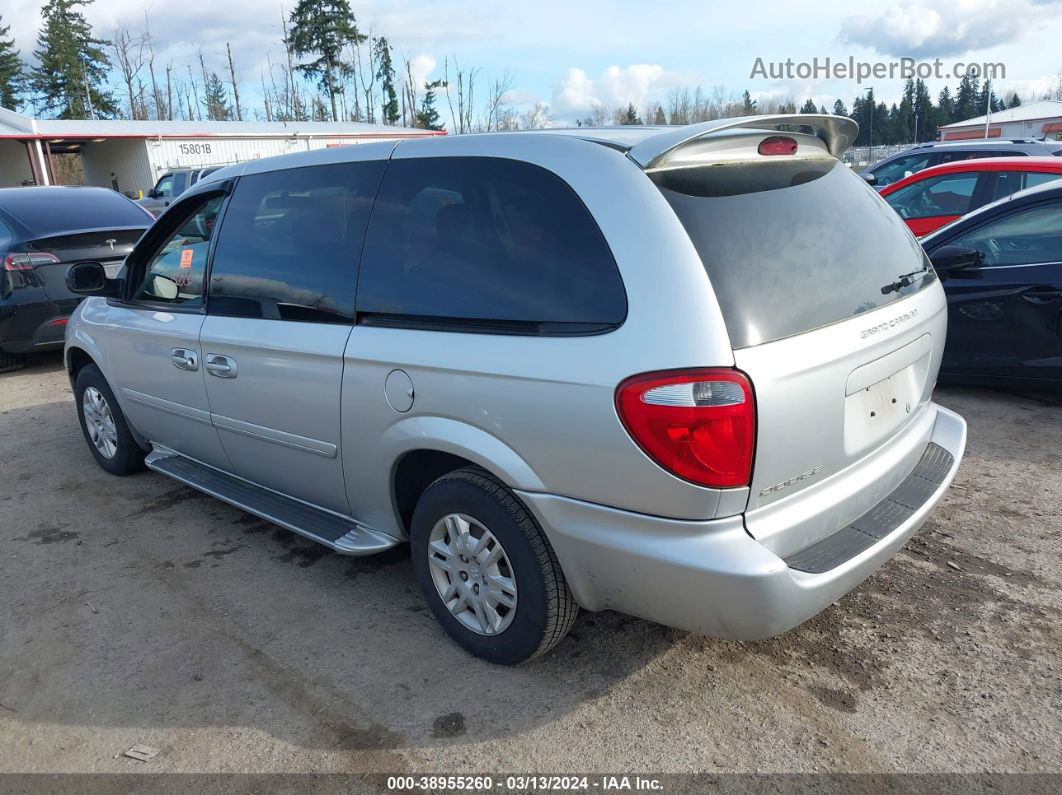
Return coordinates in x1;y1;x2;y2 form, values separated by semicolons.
653;158;936;348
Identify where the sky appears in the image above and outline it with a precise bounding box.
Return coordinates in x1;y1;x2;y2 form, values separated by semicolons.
3;0;1062;124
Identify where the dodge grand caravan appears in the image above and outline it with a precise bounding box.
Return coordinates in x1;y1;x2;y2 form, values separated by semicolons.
64;115;967;664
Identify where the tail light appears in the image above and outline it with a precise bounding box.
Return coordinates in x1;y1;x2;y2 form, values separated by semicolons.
616;368;755;489
758;135;798;156
4;252;60;271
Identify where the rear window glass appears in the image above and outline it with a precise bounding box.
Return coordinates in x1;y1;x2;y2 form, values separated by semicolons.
6;188;149;235
654;158;935;348
356;157;626;334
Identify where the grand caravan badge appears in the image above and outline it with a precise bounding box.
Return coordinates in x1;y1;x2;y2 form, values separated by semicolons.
860;308;919;339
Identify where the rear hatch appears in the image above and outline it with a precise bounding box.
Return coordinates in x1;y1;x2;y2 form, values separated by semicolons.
652;138;945;556
26;227;144;305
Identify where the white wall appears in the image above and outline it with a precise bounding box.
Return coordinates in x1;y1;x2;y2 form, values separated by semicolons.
145;135;408;179
0;140;35;186
81;138;154;196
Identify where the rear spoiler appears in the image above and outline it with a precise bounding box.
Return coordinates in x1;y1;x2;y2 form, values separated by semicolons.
628;114;859;170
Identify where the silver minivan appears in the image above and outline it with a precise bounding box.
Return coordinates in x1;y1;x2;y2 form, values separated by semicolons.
64;115;966;664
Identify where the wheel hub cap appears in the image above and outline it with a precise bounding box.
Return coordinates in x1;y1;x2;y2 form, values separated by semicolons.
82;387;118;460
427;513;517;635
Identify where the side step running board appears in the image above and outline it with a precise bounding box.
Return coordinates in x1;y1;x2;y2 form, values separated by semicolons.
145;449;400;556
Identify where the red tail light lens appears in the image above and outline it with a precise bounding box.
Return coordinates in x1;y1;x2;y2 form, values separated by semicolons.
4;252;60;271
616;369;756;488
758;135;798;156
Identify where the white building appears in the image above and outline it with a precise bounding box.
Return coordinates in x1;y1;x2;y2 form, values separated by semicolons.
938;99;1062;141
0;108;443;193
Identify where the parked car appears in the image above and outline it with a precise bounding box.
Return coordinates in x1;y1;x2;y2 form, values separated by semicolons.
861;139;1062;189
880;157;1062;236
64;115;966;664
0;186;151;373
920;180;1062;389
137;167;222;216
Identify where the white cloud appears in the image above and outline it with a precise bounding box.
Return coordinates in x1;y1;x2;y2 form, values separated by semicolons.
550;64;687;119
839;0;1040;57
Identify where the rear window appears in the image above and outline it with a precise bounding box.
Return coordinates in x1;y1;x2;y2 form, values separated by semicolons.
5;188;150;236
653;158;935;348
356;157;626;334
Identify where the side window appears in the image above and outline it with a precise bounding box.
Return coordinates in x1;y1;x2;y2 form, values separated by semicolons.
154;174;174;197
950;202;1062;267
870;153;933;186
207;161;384;323
1024;172;1062;191
356;157;626;332
134;195;224;306
172;172;189;195
886;173;979;219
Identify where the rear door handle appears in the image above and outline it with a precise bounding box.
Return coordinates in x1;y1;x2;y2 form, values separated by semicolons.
171;348;198;371
205;353;237;378
1023;286;1062;304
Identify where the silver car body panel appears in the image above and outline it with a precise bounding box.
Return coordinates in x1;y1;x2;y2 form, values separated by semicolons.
65;118;968;641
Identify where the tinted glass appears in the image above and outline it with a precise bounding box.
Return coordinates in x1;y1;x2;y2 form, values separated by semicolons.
2;189;149;235
869;153;933;186
886;173;979;219
654;158;934;348
208;162;384;323
951;202;1062;266
172;172;189;195
155;175;173;196
135;195;224;306
356;157;625;333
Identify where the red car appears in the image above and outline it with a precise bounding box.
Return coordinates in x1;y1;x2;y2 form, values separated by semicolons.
879;157;1062;236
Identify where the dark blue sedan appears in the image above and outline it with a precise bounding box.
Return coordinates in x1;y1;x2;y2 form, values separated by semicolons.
921;180;1062;390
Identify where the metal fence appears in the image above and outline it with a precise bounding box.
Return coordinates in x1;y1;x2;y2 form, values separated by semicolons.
843;143;921;169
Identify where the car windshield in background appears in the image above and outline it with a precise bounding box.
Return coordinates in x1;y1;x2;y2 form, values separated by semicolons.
653;158;935;348
5;189;149;235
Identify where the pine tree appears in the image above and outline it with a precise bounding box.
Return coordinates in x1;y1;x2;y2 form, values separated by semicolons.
936;86;955;126
0;16;24;110
203;72;231;120
819;104;827;114
913;79;934;142
1008;93;1022;108
741;90;756;115
374;36;399;125
416;79;445;130
621;102;641;124
288;0;363;122
832;99;848;117
799;98;818;114
954;72;981;121
653;105;666;124
30;0;115;119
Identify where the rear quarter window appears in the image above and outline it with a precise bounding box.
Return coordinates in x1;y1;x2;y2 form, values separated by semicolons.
356;157;626;334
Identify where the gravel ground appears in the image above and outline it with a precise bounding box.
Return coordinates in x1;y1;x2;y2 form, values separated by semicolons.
0;352;1059;784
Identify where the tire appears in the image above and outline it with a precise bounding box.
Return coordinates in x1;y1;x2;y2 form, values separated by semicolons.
411;467;578;664
0;351;25;374
74;364;146;476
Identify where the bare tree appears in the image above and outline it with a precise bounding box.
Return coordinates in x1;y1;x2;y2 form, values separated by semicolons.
482;68;514;131
226;42;243;121
520;102;549;130
402;56;417;127
112;27;146;119
143;12;166;119
442;55;479;134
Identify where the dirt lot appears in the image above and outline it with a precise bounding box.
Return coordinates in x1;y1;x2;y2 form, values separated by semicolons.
0;352;1059;782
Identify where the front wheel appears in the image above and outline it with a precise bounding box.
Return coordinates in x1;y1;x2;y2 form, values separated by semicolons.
74;364;146;476
410;468;578;664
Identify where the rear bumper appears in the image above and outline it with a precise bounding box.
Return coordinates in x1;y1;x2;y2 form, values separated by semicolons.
0;299;68;353
518;403;966;640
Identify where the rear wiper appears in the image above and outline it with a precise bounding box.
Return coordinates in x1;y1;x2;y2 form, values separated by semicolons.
881;266;929;295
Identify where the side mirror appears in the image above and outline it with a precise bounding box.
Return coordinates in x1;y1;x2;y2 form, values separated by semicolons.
148;189;161;199
930;245;983;274
862;172;878;186
66;261;121;297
